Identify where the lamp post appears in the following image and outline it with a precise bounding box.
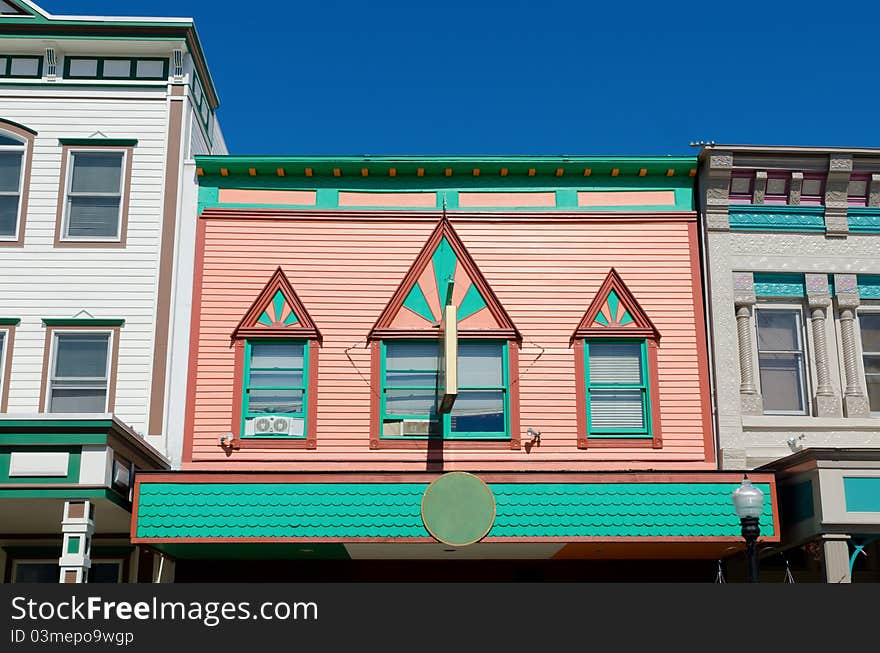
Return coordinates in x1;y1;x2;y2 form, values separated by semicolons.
732;476;765;583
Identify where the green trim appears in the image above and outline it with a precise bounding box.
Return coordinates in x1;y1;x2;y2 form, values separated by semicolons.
0;117;35;134
41;318;124;326
66;535;80;554
584;339;652;438
0;53;42;78
152;542;351;560
240;339;308;439
0;434;106;445
857;274;880;300
0;318;20;325
402;284;435;323
57;138;136;147
843;477;880;512
62;56;168;81
458;284;487;321
0;446;81;484
0;488;118;503
848;208;880;233
380;340;510;440
729;205;825;232
432;237;457;301
753;273;805;298
0;418;113;428
136;481;775;539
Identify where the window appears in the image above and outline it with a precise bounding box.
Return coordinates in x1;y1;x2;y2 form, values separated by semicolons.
12;560;58;583
241;341;308;438
859;312;880;414
380;340;508;439
89;560;123;583
584;340;651;437
765;173;789;204
755;308;809;414
64;57;168;80
801;173;825;206
0;129;26;240
47;332;111;413
848;174;869;207
729;172;753;202
61;150;126;241
0;55;42;78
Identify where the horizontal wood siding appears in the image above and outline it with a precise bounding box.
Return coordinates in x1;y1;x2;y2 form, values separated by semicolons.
0;88;170;433
189;217;709;469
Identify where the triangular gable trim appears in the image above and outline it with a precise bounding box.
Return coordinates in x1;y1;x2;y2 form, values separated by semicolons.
370;217;520;339
232;267;321;341
571;268;659;342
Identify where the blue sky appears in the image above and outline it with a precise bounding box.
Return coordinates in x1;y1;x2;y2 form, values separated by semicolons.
41;1;880;155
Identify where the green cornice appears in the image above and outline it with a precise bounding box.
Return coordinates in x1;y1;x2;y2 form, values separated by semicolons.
58;138;137;147
0;117;35;134
195;155;697;180
41;318;124;326
0;318;20;325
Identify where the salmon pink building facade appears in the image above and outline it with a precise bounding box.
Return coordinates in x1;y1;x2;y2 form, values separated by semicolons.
132;156;779;581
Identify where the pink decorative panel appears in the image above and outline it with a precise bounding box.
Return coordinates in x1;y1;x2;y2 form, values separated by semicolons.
577;191;676;207
458;192;556;208
338;192;436;207
218;188;317;205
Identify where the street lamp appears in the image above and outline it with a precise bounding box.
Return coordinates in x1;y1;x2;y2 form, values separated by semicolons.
732;476;765;583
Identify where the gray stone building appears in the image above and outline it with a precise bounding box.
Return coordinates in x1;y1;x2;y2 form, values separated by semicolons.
698;145;880;582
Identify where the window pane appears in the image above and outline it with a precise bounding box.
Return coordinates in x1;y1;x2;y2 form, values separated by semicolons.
0;150;22;191
0;56;6;70
588;342;642;384
384;389;436;416
70;152;123;194
90;562;121;583
102;60;131;77
386;370;437;387
866;369;880;412
68;59;98;77
590;389;645;430
249;369;303;388
14;563;58;583
756;310;801;351
759;353;806;412
67;197;120;238
0;132;22;146
860;314;880;352
450;390;504;433
55;334;109;378
0;195;19;236
249;343;303;369
49;387;107;413
766;177;787;195
386;342;437;371
458;342;502;387
248;389;302;414
10;57;38;77
136;60;165;79
848;179;868;197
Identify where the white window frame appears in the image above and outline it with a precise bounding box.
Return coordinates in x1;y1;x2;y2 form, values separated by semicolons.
46;329;113;413
752;302;812;416
61;148;127;242
0;327;8;405
855;305;880;417
0;128;26;241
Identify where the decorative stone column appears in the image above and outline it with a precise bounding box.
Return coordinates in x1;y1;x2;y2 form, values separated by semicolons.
824;155;852;237
733;272;762;415
788;171;803;205
834;273;870;417
752;170;767;204
704;150;733;231
822;534;852;583
805;274;841;416
59;500;95;584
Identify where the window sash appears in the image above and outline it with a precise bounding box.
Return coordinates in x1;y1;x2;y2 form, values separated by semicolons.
0;145;24;239
755;307;809;415
62;150;125;241
584;339;651;437
380;340;510;439
64;57;168;80
859;311;880;414
48;332;111;413
241;340;309;437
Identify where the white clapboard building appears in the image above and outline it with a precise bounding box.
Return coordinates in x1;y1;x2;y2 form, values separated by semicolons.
0;0;225;583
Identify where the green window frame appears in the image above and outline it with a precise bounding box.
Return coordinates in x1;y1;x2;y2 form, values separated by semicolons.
190;73;214;142
0;55;43;79
240;339;308;439
63;57;169;81
584;339;652;438
380;340;510;440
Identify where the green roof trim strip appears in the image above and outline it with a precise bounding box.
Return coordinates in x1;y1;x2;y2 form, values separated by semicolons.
58;138;137;147
135;481;775;540
0;318;20;325
41;318;125;327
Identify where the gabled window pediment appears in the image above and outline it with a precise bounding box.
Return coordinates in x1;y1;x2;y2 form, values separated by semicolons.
232;267;321;341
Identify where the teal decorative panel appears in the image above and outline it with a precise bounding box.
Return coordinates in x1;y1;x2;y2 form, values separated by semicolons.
135;481;775;540
753;273;805;298
857;275;880;300
844;477;880;512
729;205;825;232
848;208;880;233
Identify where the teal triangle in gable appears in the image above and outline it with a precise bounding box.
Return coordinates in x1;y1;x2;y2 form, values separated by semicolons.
458;284;487;321
432;237;457;304
403;283;436;323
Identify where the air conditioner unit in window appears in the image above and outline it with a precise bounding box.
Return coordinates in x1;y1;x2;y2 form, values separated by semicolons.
401;419;431;436
246;415;304;437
